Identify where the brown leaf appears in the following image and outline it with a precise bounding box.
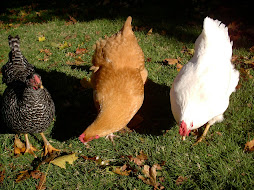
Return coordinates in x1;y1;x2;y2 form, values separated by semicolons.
244;139;254;152
76;48;88;55
146;57;152;62
36;173;46;190
14;135;26;155
176;176;188;186
31;170;42;179
163;58;179;65
16;170;30;183
65;52;76;57
112;165;131;176
0;170;5;184
138;164;161;189
128;150;148;166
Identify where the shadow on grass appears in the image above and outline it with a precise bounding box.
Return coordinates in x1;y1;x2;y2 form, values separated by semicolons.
0;70;175;139
36;68;96;142
131;79;175;136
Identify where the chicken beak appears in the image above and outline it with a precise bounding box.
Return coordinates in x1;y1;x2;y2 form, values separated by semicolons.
39;84;44;89
182;136;186;141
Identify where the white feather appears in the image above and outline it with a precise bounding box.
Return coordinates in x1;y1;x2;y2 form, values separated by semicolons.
170;17;239;133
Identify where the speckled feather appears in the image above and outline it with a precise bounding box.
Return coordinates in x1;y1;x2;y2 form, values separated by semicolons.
2;77;55;134
1;35;34;85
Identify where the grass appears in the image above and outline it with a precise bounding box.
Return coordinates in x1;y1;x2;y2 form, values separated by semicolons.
0;1;254;189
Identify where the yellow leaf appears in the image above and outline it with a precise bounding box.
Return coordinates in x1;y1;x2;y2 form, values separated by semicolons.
163;58;179;65
50;153;78;169
38;36;46;42
147;28;153;35
59;41;69;50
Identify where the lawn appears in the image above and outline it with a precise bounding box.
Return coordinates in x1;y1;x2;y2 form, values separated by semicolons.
0;1;253;189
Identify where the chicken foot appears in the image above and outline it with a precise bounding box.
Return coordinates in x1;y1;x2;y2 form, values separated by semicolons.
193;123;211;146
24;134;38;158
40;133;60;156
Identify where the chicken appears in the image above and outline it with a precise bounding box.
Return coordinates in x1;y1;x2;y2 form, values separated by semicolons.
1;35;34;85
79;16;147;143
1;35;59;157
170;17;239;144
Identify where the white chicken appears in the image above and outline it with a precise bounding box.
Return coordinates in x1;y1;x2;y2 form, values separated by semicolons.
170;17;239;143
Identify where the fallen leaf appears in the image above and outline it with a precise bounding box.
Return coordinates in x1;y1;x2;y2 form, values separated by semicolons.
176;63;183;72
163;58;179;65
59;41;70;50
76;48;88;55
50;153;78;169
128;151;148;166
36;173;46;190
31;170;42;179
181;46;194;55
65;52;76;57
112;165;131;176
40;49;52;56
146;58;152;62
147;28;153;35
14;135;26;155
16;170;30;183
38;36;46;42
80;77;92;88
176;176;188;186
138;164;163;189
0;170;5;184
244;139;254;152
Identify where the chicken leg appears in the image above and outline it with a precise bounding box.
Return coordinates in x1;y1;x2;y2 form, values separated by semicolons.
40;133;60;156
24;134;38;158
193;123;211;146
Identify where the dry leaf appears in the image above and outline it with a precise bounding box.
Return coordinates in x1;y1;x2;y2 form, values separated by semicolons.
40;49;52;56
66;52;76;57
138;164;163;189
76;48;88;55
14;135;26;155
36;173;46;190
164;58;179;65
244;139;254;152
146;58;152;62
0;170;5;184
16;170;30;183
128;150;147;166
176;176;188;186
181;46;194;55
112;165;131;176
147;28;153;35
50;153;78;169
31;170;42;179
38;36;46;42
176;63;183;72
80;77;92;88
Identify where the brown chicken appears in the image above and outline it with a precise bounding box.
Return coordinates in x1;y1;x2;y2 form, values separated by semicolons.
79;16;147;143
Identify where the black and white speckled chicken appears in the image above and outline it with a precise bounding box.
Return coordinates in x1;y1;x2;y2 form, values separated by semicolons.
1;35;34;85
1;35;59;157
2;74;59;157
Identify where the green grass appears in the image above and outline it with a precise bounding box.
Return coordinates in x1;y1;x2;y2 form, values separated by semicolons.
0;2;254;189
